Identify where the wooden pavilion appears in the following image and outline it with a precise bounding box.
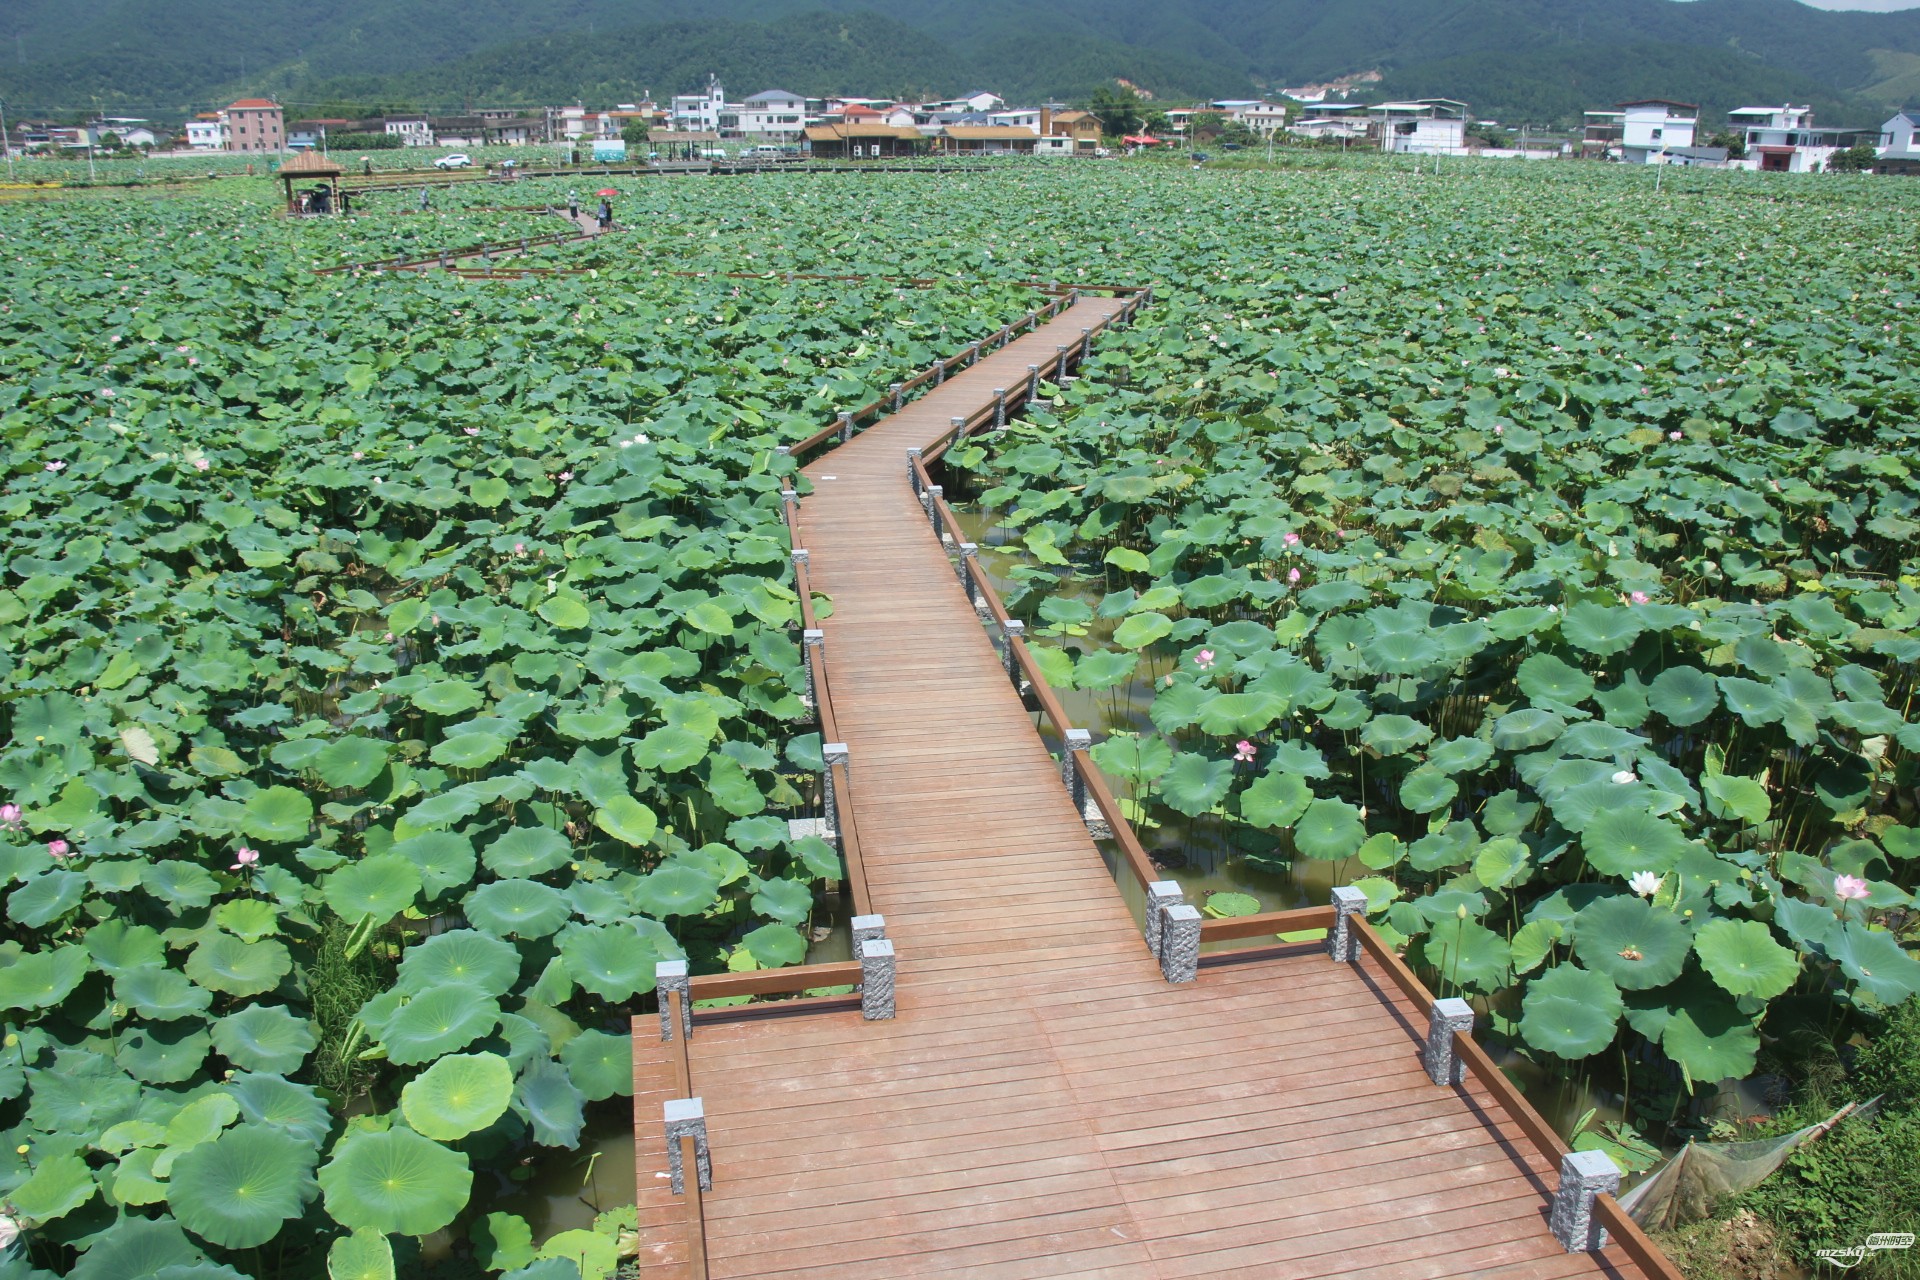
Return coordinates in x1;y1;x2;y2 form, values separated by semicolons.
279;150;344;214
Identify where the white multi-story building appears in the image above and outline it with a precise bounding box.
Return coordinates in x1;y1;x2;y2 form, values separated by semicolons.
187;115;229;150
1879;108;1920;155
1227;101;1291;134
672;76;728;133
1618;100;1698;164
382;117;434;147
736;90;807;142
1371;100;1468;154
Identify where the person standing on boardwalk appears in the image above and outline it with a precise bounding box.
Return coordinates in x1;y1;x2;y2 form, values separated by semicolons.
420;186;431;211
568;191;580;220
596;197;611;232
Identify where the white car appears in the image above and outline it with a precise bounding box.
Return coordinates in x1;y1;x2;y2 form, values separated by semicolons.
433;154;472;170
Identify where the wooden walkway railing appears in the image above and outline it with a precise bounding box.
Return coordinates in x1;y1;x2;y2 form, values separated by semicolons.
624;281;1680;1279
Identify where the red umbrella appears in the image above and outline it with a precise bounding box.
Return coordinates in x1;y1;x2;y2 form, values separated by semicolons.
596;188;619;197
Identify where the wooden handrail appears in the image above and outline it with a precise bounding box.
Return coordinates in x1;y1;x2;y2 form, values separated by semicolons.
1452;1029;1571;1165
689;960;863;1000
1594;1194;1688;1280
1071;750;1159;890
1010;636;1075;738
678;1130;709;1279
1352;917;1437;1009
1197;905;1336;942
829;756;872;918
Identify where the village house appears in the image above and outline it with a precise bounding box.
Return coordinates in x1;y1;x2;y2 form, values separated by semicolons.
803;122;922;159
1617;100;1698;163
381;116;434;147
936;125;1038;155
186;113;228;151
1043;108;1102;153
1877;107;1920;173
736;90;809;143
226;99;285;153
1370;100;1468;154
1727;104;1871;172
671;77;728;134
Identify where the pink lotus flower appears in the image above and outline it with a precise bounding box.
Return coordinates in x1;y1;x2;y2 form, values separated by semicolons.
1669;431;1683;441
464;427;480;436
44;461;65;472
1282;532;1301;548
1629;591;1650;604
46;840;70;860
230;847;260;872
1287;568;1302;584
1492;424;1504;435
351;451;364;460
513;542;527;555
177;345;190;353
193;459;210;472
0;804;21;831
1833;874;1871;901
1233;740;1256;763
558;471;573;482
1194;650;1216;671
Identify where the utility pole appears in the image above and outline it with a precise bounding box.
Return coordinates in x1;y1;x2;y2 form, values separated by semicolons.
0;98;12;181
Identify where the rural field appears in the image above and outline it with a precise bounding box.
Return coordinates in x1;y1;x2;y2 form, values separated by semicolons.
0;158;1917;1277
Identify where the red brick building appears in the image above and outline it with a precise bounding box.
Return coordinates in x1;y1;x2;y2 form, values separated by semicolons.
226;99;285;153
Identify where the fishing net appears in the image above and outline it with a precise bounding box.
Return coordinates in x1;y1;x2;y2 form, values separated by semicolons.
1618;1098;1879;1230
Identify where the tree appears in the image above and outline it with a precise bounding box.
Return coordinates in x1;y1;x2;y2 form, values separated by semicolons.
1826;141;1878;173
1706;130;1747;160
1141;109;1170;137
1087;85;1144;139
620;120;650;148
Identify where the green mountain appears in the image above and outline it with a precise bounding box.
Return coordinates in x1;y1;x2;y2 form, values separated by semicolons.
4;0;1918;125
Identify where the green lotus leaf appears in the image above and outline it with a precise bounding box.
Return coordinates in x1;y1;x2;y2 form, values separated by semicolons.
1581;810;1689;876
318;1125;472;1237
1293;798;1367;860
465;879;570;938
214;899;281;943
471;1212;537;1273
168;1124;317;1248
592;795;658;847
1573;896;1692;990
1425;736;1494;776
1195;692;1286;737
8;870;88;928
322;854;422;922
631;726;707;772
739;922;807;968
1366;630;1445;675
0;946;91;1010
1516;653;1595;708
69;1216;202;1280
142;861;221;910
212;1005;317;1073
537;595;593;629
1202;891;1260;918
429;732;510;770
1361;714;1432;755
514;1058;586;1147
400;1052;515;1142
1399;767;1458;815
789;836;843;881
411;680;484;716
1159;753;1235;817
241;786;313;844
315;737;392;790
1148;681;1211;734
539;1229;619;1280
1089;732;1171;784
118;968;213;1021
1701;774;1771;826
1661;999;1760;1084
1560;603;1643;656
1240;771;1313;830
391;830;477;900
229;1072;332;1148
1829;923;1920;1005
1491;708;1565;751
1066;648;1136;690
11;1150;98;1222
1718;677;1785;727
1520;965;1622;1057
1417;917;1511;993
560;922;658;1001
630;865;719;918
328;1229;396;1280
1691;917;1798;999
559;1030;633;1102
86;920;165;978
1112;612;1174;649
750;877;814;924
399;929;522;997
682;598;734;636
705;755;766;816
117;1021;212;1083
482;825;573;877
378;984;500;1066
187;934;292;997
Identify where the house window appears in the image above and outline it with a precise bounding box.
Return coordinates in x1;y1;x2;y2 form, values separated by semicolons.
1650;128;1662;140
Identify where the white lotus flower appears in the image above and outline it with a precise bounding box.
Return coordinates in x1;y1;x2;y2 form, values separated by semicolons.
1611;770;1637;785
1630;871;1663;898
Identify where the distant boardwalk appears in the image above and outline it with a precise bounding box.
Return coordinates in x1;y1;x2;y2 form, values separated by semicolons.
630;295;1669;1279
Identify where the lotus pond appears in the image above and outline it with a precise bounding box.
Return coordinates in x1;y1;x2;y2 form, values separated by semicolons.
0;159;1916;1277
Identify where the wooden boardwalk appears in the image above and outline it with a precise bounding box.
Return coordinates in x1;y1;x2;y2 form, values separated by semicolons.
630;297;1668;1279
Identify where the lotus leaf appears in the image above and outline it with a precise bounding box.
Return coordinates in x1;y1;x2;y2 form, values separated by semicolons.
472;1213;537;1273
400;1052;515;1141
1399;768;1458;815
1361;714;1432;756
378;984;500;1065
630;864;719;918
328;1229;397;1280
1660;999;1761;1084
229;1073;331;1148
118;969;213;1021
430;732;510;770
1559;604;1643;656
465;879;570;938
211;1005;317;1074
318;1125;471;1237
398;930;521;997
1520;965;1621;1057
1572;896;1691;990
1240;771;1313;830
321;854;422;922
315;737;392;790
592;795;659;847
0;947;91;1010
1490;708;1565;751
1581;810;1689;876
1417;916;1510;993
1158;753;1235;817
11;1151;97;1222
241;786;314;844
1089;733;1172;783
168;1124;317;1248
68;1215;202;1280
559;1030;633;1101
1516;653;1595;708
1112;612;1173;649
186;934;292;997
514;1058;586;1147
483;825;573;876
1828;923;1920;1005
391;830;478;899
539;1229;619;1280
559;923;657;1001
1293;798;1367;861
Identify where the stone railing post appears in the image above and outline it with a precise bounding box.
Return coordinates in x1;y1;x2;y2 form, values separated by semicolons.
1000;619;1025;686
1329;885;1367;963
774;444;791;458
922;484;942;533
905;447;923;496
959;543;982;612
822;743;849;834
1062;729;1090;814
934;358;945;386
1550;1151;1622;1252
851;914;887;952
860;939;896;1020
1081;326;1093;362
950;415;965;441
780;488;798;521
1146;881;1185;958
889;382;904;412
663;1098;711;1194
655;960;692;1042
1160;905;1201;984
1056;344;1069;377
801;628;824;708
836;411;854;443
1027;363;1040;391
993;388;1007;429
1423;998;1475;1086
